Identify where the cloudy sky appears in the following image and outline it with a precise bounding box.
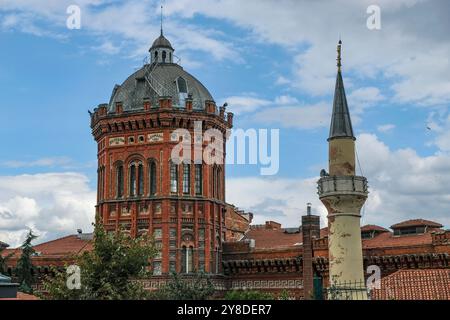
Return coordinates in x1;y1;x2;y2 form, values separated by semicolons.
1;0;450;247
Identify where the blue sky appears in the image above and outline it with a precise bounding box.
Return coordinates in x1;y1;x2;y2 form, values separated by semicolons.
1;0;450;246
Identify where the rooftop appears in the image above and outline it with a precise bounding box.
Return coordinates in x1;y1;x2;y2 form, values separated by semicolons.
390;219;443;229
371;269;450;300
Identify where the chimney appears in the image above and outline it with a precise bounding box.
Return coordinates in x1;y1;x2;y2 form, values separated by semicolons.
159;96;172;109
116;102;123;114
301;203;320;299
143;98;151;111
227;112;234;127
185;96;193;111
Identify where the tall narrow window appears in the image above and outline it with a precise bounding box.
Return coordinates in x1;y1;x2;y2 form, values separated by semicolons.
212;166;217;198
149;160;157;196
183;164;190;194
181;246;187;273
117;165;124;198
195;164;202;195
129;163;136;197
188;246;194;273
170;161;178;193
162;50;167;62
215;248;220;274
176;77;188;107
137;163;144;196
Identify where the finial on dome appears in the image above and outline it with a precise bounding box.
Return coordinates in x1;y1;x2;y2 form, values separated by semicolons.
160;4;163;36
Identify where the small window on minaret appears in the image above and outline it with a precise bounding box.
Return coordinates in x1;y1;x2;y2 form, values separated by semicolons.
162;50;167;62
154;51;158;61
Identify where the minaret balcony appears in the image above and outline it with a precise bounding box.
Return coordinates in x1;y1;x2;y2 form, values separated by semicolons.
317;175;368;199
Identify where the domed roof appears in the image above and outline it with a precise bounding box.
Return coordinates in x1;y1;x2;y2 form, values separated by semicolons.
108;63;214;113
150;34;173;51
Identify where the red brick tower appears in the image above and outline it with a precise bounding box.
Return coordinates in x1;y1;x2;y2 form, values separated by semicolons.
90;31;233;275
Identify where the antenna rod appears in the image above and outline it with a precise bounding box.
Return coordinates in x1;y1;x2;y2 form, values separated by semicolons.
160;4;163;36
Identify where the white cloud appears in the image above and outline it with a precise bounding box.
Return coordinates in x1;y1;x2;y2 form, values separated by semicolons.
377;124;396;133
0;172;96;247
223;96;271;115
1;156;73;168
253;102;330;129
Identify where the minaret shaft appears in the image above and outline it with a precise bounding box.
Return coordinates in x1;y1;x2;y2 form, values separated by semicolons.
318;40;368;300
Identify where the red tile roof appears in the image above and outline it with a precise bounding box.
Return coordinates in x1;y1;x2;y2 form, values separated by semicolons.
391;219;443;229
362;231;433;249
3;234;93;259
244;228;302;249
371;269;450;300
0;292;40;300
244;221;440;250
361;225;389;233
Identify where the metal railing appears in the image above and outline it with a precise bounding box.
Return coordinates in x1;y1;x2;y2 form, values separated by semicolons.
323;280;371;300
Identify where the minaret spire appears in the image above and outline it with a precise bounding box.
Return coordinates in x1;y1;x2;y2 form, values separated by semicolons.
329;40;354;141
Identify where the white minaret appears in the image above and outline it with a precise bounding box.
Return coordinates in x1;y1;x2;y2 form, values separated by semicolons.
317;40;369;300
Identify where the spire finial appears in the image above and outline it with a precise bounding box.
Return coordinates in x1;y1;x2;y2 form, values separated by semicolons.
337;39;342;71
160;4;163;36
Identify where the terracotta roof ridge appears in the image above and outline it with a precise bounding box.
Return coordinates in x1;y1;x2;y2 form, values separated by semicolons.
32;234;78;249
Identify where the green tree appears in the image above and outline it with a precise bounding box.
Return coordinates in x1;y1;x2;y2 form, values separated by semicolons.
225;290;274;300
0;247;14;275
16;230;38;293
153;272;215;300
41;224;158;300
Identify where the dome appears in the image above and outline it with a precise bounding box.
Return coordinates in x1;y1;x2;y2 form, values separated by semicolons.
108;63;214;113
150;34;174;51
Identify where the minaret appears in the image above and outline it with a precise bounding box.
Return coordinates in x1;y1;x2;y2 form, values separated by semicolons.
317;40;369;299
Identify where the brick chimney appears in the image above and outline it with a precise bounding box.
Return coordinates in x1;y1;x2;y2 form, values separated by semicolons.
301;203;320;299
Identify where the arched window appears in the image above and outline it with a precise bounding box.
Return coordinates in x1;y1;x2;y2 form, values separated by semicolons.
162;50;167;62
149;160;157;196
183;163;190;194
195;164;202;195
129;163;136;197
137;163;144;196
116;164;124;198
170;161;178;193
154;51;158;61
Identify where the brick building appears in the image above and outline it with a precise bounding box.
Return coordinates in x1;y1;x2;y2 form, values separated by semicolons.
2;33;449;299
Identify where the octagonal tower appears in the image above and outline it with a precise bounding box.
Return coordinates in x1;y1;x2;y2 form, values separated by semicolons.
90;32;233;276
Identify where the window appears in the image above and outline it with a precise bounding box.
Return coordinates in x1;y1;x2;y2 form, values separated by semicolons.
162;50;167;62
137;163;144;196
183;164;190;194
195;164;202;195
170;161;178;193
154;51;158;61
153;228;162;239
169;228;177;239
149;160;157;195
181;246;194;274
176;77;188;107
153;261;162;276
169;261;176;273
117;164;124;198
129;163;136;197
215;248;220;274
